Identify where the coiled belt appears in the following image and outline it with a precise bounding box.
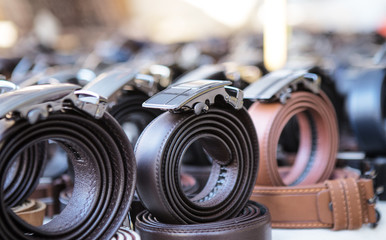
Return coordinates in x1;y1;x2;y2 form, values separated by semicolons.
135;201;271;240
244;69;338;186
346;68;386;155
135;106;258;223
0;84;136;239
135;80;258;224
245;69;378;229
249;91;338;186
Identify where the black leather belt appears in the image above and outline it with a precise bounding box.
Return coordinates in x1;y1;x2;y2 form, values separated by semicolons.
135;201;271;240
346;68;386;155
135;80;258;224
0;84;136;239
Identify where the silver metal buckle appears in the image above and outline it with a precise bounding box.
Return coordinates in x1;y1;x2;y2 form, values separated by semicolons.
0;80;18;94
0;85;108;124
72;90;108;119
143;80;243;114
243;69;321;104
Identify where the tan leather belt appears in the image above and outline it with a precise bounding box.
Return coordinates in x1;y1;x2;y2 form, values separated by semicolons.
250;178;377;230
248;91;338;186
12;199;46;227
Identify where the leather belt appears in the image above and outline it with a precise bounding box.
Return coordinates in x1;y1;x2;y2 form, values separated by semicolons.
346;68;386;155
244;69;338;186
111;227;140;240
12;199;46;227
248;91;338;186
3;143;47;207
135;80;258;224
135;201;271;240
250;178;377;230
0;84;136;239
109;92;162;145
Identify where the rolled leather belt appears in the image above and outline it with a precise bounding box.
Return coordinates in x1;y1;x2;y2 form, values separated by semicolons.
346;68;386;155
0;84;136;239
135;80;258;224
250;177;378;230
135;201;271;240
245;70;338;186
111;227;140;240
12;199;46;227
0;80;47;207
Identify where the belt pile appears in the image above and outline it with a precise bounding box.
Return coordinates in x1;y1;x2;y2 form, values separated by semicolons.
0;56;382;239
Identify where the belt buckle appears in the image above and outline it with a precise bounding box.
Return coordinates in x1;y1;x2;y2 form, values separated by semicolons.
142;80;244;114
243;69;321;104
363;170;382;228
72;90;108;119
0;80;18;94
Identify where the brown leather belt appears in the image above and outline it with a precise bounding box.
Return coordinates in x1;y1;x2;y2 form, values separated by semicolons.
135;201;271;240
244;69;378;229
111;227;141;240
250;178;377;230
248;91;338;186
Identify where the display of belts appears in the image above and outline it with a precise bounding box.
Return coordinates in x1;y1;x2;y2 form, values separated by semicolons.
0;0;385;239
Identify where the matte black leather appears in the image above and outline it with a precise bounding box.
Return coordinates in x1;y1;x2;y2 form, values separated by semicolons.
346;68;386;155
135;104;259;224
135;201;271;240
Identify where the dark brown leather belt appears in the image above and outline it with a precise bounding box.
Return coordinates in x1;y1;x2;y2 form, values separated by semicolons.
135;107;258;224
0;84;136;239
135;201;271;240
135;80;259;224
111;227;140;240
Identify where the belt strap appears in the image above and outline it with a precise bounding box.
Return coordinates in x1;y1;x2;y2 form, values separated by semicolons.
111;227;141;240
135;201;271;240
248;91;338;186
250;178;377;230
0;86;136;239
135;106;258;224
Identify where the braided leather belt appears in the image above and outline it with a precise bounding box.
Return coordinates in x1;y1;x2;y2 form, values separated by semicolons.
346;68;386;155
135;80;258;224
245;69;338;186
0;84;136;239
135;201;271;240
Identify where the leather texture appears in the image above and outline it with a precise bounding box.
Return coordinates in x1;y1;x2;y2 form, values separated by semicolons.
346;68;386;155
3;143;47;207
251;178;377;230
135;201;271;240
109;91;162;145
248;91;338;186
12;199;46;227
111;227;141;240
135;104;259;224
0;86;136;239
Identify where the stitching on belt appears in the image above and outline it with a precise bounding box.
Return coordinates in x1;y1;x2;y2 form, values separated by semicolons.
253;188;325;194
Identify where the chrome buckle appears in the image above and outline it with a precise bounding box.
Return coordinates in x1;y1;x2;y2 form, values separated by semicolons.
0;80;18;94
243;69;321;104
143;80;243;114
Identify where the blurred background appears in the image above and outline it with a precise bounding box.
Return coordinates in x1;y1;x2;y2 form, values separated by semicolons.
0;0;385;53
